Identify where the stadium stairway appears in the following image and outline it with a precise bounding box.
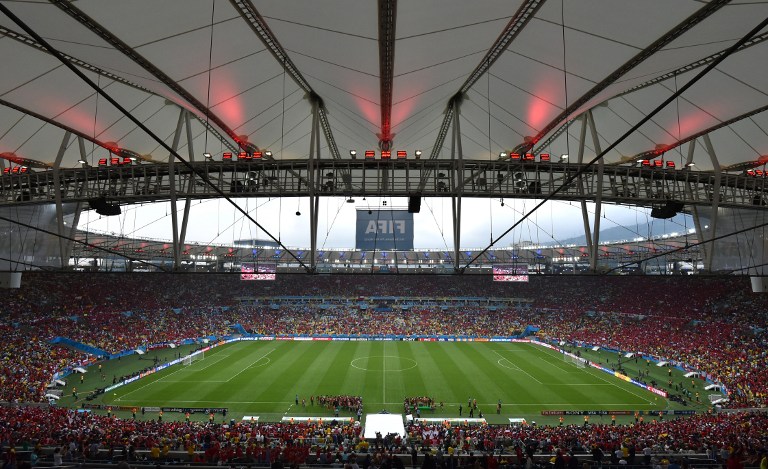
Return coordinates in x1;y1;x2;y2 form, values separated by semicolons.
231;323;248;335
50;336;109;357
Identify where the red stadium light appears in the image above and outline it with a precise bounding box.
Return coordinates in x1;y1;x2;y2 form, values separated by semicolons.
666;161;675;168
110;157;120;165
223;152;232;160
123;157;132;165
364;150;375;159
654;160;663;168
747;170;756;176
396;150;407;159
524;153;535;161
11;166;19;174
381;150;391;159
238;151;248;160
2;168;9;174
253;151;262;159
757;170;764;177
539;153;550;162
98;158;108;166
20;167;28;173
510;153;521;160
641;160;650;167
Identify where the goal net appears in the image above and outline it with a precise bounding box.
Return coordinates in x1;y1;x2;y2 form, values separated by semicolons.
563;353;587;368
183;351;203;366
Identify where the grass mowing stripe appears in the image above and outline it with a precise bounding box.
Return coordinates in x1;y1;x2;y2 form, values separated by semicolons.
530;343;656;405
437;343;499;412
290;343;345;412
225;348;276;382
458;343;519;406
481;345;555;406
400;342;430;405
95;341;682;425
113;343;244;403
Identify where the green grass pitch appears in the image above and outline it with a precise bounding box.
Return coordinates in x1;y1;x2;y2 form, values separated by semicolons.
91;341;685;425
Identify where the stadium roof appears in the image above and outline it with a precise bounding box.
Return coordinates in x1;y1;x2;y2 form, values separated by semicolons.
1;1;768;172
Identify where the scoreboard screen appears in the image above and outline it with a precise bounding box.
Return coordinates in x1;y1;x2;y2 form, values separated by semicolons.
493;264;529;282
240;263;276;281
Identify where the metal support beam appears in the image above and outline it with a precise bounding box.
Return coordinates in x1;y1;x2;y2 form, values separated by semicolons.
377;0;397;148
0;28;237;154
703;134;721;272
0;2;308;271
451;104;464;272
309;101;321;273
168;109;186;270
52;131;72;269
634;103;768;161
228;0;342;160
514;0;729;154
177;110;196;263
430;0;545;160
50;0;245;152
576;115;593;257
587;111;604;272
685;139;696;167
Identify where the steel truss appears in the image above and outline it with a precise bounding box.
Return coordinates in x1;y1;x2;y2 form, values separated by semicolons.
2;159;768;211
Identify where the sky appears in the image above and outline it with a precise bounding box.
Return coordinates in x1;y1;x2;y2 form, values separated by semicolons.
77;196;694;250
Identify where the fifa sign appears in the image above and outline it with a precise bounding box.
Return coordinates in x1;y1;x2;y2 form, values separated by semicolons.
355;209;414;250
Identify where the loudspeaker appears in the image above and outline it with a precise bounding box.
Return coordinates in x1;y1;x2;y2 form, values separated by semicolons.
89;197;122;216
650;200;684;220
408;196;421;213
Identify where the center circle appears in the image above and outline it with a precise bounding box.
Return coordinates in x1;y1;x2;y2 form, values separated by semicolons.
350;355;418;372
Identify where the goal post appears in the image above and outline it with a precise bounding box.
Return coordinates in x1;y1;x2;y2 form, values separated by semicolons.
563;353;586;368
183;351;203;366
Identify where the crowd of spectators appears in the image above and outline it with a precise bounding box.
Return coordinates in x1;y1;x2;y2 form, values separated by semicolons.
0;406;765;465
0;273;766;409
315;395;363;413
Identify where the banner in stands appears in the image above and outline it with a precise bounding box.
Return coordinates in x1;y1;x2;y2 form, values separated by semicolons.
161;407;227;414
355;210;414;251
541;410;696;416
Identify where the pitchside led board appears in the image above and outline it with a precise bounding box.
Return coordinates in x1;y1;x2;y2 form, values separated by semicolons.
240;263;277;281
355;209;414;251
493;264;529;282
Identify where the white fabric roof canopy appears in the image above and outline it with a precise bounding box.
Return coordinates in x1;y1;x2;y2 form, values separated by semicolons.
0;0;767;172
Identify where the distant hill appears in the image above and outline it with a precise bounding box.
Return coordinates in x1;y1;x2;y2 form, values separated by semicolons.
556;214;692;245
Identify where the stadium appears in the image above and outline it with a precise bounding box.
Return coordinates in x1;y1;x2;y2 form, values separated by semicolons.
0;1;767;468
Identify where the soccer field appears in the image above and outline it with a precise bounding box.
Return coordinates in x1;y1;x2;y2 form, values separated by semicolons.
100;341;668;424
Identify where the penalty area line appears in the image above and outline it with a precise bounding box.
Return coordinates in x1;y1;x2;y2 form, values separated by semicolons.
225;349;276;383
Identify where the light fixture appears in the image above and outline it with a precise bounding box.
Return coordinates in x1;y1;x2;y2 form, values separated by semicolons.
203;152;212;159
295;211;301;216
265;151;272;157
560;154;569;162
78;159;87;165
129;157;137;162
346;197;355;203
499;151;508;159
414;150;422;158
350;150;357;158
686;162;695;167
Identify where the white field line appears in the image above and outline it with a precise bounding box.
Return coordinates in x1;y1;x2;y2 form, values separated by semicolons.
225;349;276;382
532;344;656;405
114;399;662;407
193;352;237;373
536;354;580;373
492;349;543;384
382;343;386;404
115;365;189;401
114;347;237;401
